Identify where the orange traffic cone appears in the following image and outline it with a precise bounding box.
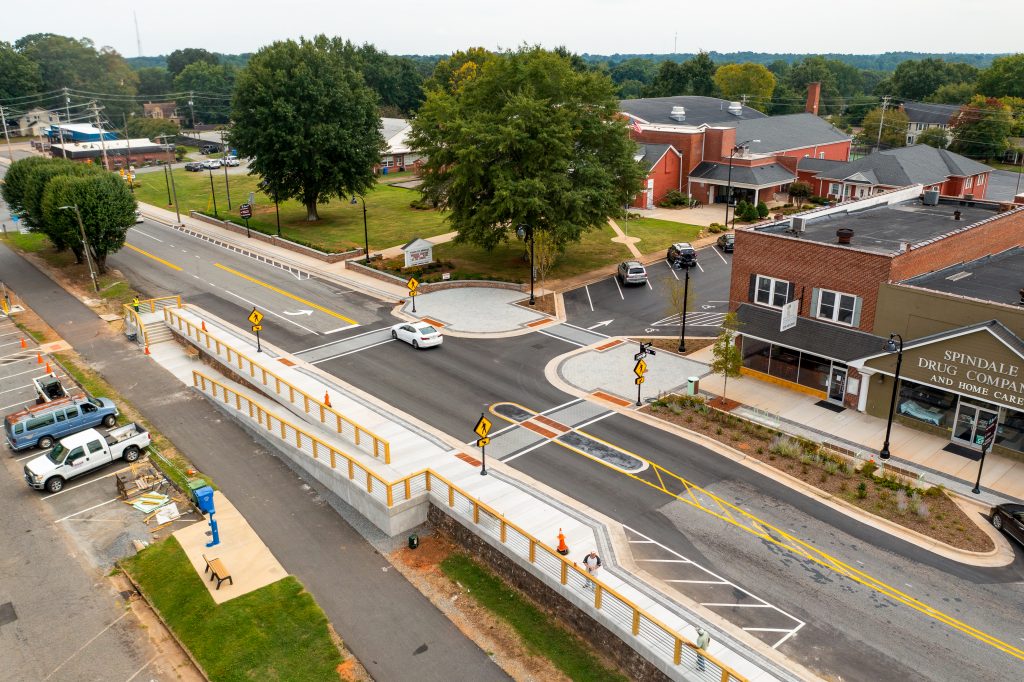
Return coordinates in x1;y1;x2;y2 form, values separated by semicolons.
45;361;51;373
557;528;569;556
323;391;332;408
20;338;26;349
36;352;42;364
144;345;150;355
201;320;207;332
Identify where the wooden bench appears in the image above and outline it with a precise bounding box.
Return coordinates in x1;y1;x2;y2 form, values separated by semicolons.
202;553;233;590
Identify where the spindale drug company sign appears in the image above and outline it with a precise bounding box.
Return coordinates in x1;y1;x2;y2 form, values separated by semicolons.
916;350;1024;407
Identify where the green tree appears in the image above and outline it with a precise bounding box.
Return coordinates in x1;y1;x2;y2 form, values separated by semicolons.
610;58;656;86
785;57;838;110
856;106;910;149
409;46;645;256
915;126;950;149
646;60;689;97
353;44;424;114
977;54;1024;98
40;172;136;272
684;51;717;96
888;58;979;101
949;96;1013;160
713;63;776;102
0;157;53;217
9;157;101;260
925;82;976;104
0;41;42;100
166;48;219;78
136;67;172;98
173;62;234;124
710;312;743;400
231;35;383;222
424;47;494;94
787;181;812;204
126;116;179;139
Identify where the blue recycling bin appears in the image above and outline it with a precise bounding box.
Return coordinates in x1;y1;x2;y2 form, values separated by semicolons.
381;166;389;175
194;485;215;514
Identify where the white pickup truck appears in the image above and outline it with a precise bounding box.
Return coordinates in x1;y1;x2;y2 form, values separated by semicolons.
24;423;150;493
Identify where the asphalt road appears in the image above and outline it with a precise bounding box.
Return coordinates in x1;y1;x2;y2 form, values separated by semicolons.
986;168;1023;202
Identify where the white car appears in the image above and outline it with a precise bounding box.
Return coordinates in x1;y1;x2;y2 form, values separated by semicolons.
390;321;442;349
221;155;240;166
203;158;222;169
135;210;144;224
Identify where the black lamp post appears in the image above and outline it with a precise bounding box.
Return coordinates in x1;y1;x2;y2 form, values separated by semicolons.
351;195;368;263
879;333;904;461
156;137;180;224
516;223;535;305
678;265;690;352
207;166;219;218
723;139;760;228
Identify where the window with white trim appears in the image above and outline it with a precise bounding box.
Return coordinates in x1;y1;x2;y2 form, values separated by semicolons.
829;182;841;195
965;176;973;189
819;152;825;159
816;289;857;325
755;275;790;308
977;174;984;185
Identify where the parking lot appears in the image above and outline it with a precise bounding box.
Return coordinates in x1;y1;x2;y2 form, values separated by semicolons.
0;311;197;680
562;243;734;337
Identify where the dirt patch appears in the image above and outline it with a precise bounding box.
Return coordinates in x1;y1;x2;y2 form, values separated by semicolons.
514;292;557;316
645;395;994;553
707;396;740;412
629;336;714;356
390;533;573;682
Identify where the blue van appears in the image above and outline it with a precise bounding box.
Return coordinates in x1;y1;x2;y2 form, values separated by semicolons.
4;396;118;451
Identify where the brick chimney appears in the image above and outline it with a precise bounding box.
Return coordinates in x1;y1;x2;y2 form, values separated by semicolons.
805;82;821;115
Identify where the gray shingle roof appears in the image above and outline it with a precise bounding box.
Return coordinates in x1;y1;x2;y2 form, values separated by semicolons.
737;303;886;362
734;114;851;154
901;101;960;126
635;143;676;171
796;157;847;174
814;145;992;186
689;161;795;187
619;96;767;126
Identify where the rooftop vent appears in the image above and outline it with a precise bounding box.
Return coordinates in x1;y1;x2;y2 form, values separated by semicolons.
836;228;854;244
669;106;686;121
791;217;807;233
922;189;940;206
727;101;743;116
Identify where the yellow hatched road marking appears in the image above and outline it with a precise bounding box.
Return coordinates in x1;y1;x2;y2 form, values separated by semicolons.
124;243;182;271
496;399;1024;664
214;263;357;325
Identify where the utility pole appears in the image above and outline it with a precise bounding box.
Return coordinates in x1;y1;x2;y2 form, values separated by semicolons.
0;105;14;163
188;92;196;131
122;113;134;193
875;95;891;152
90;101;109;170
59;87;70;159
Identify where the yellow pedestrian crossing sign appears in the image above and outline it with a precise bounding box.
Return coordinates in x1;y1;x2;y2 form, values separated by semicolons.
248;308;264;326
407;277;419;292
634;358;647;378
474;415;492;438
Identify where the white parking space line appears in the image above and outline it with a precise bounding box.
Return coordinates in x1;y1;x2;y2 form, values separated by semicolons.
666;262;679;280
613;276;624;300
0;340;25;349
710;246;728;264
695;260;704;272
646;278;653;290
17;450;44;462
125;654;160;682
667;579;730;585
224;289;318;334
1;400;31;412
42;611;130;681
0;330;23;338
5;367;66;380
55;497;120;522
41;469;127;498
130;229;163;242
585;285;594;311
0;383;32;396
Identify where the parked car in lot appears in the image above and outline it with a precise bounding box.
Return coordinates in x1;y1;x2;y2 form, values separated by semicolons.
717;233;735;252
667;242;697;268
616;260;648;286
184;162;203;172
200;144;219;155
24;423;150;493
391;321;443;349
202;158;222;169
991;503;1024;546
5;395;118;451
220;155;240;166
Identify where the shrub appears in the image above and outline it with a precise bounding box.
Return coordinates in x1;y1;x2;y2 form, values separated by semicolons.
756;446;764;455
861;461;878;477
923;485;944;498
770;435;801;459
707;224;721;234
658;190;690;208
708;222;722;229
896;489;909;513
908;493;921;515
824;461;839;475
756;201;769;218
715;426;724;435
856;482;868;499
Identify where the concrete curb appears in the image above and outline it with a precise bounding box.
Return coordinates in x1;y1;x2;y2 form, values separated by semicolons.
388;293;562;340
543;341;1016;569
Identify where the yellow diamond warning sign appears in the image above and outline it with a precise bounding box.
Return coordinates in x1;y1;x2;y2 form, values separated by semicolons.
248;308;264;326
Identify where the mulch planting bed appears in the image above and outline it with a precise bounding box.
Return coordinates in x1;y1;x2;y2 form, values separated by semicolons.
644;394;994;553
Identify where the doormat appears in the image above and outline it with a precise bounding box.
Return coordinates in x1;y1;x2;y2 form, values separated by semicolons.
942;442;982;461
814;400;846;413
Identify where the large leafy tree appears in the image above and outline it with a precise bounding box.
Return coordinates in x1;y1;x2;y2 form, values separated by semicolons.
136;67;173;98
646;60;689;97
126;116;179;139
915;126;950;149
424;47;494;95
173;62;234;124
231;36;383;222
684;51;717;96
949;96;1013;160
409;46;646;255
0;157;54;217
41;172;136;272
0;41;42;101
977;54;1024;98
166;48;219;78
926;82;976;105
856;107;910;149
886;58;979;101
353;44;424;115
713;63;776;103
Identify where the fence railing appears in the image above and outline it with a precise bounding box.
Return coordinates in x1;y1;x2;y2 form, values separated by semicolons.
192;368;745;682
122;296;181;347
168;308;391;463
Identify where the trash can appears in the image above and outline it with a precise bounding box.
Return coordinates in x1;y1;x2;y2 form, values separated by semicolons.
194;485;215;514
381;166;389;175
408;533;419;550
687;376;700;396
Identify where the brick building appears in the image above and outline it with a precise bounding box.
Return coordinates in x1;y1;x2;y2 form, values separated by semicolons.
727;185;1024;418
621;83;851;208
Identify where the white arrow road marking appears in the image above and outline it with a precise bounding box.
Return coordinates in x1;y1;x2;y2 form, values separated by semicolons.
587;320;613;330
283;309;314;316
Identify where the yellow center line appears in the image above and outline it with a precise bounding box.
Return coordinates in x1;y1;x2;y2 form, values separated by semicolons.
494;399;1024;664
124;243;182;271
213;263;357;325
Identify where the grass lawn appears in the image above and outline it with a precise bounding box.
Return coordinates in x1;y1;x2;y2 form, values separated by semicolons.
986;160;1024;173
133;169;449;253
440;553;627;682
122;537;341;682
425;225;631;283
619;217;703;255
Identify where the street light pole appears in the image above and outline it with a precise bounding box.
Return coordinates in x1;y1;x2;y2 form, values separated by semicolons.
879;333;904;461
352;195;368;263
157;136;180;223
517;224;536;305
59;205;99;293
208;166;219;218
678;265;690;352
221;129;231;209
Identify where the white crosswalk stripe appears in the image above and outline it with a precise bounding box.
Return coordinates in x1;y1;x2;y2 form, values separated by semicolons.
650;312;726;327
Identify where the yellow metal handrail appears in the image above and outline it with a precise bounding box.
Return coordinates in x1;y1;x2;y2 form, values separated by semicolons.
122;296;181;348
170;308;391;463
192;368;743;682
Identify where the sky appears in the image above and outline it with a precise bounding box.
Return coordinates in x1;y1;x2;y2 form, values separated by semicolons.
3;0;1022;58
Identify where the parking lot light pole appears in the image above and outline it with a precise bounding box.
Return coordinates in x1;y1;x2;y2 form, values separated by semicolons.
207;166;219;218
879;333;904;461
351;195;368;263
678;265;690;352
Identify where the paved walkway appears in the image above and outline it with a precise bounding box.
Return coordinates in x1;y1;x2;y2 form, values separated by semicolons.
400;288;551;334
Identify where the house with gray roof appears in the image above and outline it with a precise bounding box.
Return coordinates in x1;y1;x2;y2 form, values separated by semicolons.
900;101;959;145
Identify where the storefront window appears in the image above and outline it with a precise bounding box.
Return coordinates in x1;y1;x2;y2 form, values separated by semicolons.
742;338;771;374
896;379;956;428
798;353;831;391
997;409;1024;455
769;345;800;383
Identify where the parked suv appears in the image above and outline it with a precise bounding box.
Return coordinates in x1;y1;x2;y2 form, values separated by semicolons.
667;242;697;268
200;144;218;154
5;395;118;451
616;260;648;286
202;158;222;169
184;162;203;172
717;233;735;252
220;155;240;166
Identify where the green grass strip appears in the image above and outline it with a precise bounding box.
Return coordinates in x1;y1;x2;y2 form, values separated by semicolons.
439;553;628;682
122;536;341;682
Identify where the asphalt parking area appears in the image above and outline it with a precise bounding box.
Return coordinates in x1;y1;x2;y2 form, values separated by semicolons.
563;244;734;337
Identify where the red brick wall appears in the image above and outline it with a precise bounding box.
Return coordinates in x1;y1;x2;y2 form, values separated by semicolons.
632;149;682;208
774;140;851;163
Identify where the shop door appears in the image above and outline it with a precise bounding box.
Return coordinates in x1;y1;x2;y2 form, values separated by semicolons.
828;366;847;404
952;403;998;449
